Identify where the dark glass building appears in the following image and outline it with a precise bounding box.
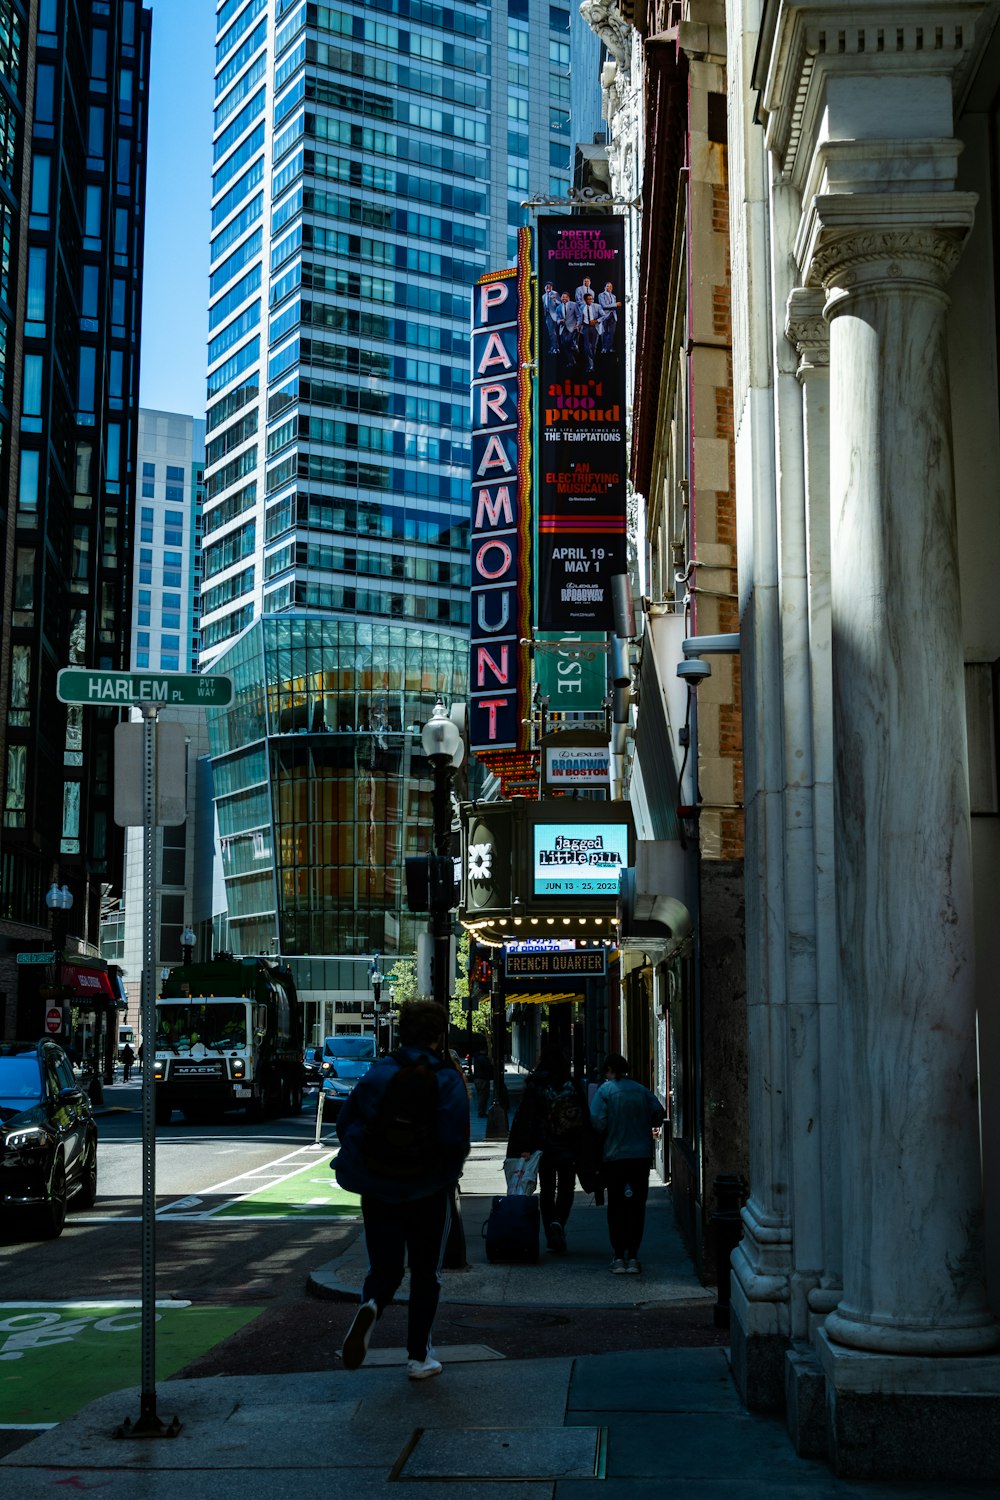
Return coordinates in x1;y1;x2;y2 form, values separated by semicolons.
0;0;150;1029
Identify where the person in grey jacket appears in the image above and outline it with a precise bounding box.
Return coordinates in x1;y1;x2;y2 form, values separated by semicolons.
590;1054;665;1274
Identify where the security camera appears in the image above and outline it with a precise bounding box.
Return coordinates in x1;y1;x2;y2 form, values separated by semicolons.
676;659;712;683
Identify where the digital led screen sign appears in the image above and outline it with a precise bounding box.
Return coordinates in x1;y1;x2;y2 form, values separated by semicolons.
532;822;626;898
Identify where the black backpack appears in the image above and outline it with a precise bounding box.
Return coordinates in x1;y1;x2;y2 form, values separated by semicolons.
362;1051;440;1180
545;1080;585;1143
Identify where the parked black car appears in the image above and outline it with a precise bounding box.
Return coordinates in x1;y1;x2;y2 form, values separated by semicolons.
302;1046;324;1088
0;1040;98;1238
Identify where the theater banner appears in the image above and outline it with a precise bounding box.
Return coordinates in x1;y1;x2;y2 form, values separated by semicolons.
469;228;533;752
536;216;627;631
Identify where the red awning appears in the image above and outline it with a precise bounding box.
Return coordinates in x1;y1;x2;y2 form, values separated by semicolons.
60;964;115;1001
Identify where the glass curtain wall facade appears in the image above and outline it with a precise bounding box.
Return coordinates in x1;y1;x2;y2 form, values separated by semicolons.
135;409;206;672
0;1;149;950
198;1;572;982
200;0;573;668
206;616;466;959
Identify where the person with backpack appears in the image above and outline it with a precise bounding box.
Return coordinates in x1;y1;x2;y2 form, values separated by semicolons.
334;1000;470;1380
506;1045;588;1255
589;1053;665;1274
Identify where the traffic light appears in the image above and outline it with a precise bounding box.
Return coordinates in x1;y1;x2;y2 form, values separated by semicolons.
405;855;458;912
468;953;492;1006
405;856;431;912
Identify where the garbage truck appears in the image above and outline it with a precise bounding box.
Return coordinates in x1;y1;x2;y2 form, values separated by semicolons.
153;954;303;1125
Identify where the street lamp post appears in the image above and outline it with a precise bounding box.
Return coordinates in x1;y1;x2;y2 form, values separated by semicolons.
370;962;384;1051
45;882;73;953
180;926;196;965
420;698;463;1015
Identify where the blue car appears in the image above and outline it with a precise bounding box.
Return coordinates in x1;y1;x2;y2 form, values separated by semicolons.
320;1035;376;1116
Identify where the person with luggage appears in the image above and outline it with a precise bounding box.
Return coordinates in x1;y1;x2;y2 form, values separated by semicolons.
590;1053;665;1274
334;1000;470;1380
506;1045;588;1254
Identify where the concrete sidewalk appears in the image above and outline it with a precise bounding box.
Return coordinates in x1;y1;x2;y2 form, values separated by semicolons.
2;1086;993;1494
2;1346;990;1497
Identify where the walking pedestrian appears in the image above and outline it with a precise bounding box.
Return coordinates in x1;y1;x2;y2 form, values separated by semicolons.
589;1054;665;1274
506;1045;589;1254
120;1043;135;1083
471;1047;491;1118
334;1000;470;1380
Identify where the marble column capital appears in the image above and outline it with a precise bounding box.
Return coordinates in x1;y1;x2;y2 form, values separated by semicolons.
802;191;977;302
784;287;828;375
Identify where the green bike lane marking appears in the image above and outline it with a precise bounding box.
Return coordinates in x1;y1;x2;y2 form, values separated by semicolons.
215;1156;361;1219
0;1302;260;1428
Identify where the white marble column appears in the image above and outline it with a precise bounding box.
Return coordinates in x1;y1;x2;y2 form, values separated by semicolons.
785;289;842;1323
815;199;998;1356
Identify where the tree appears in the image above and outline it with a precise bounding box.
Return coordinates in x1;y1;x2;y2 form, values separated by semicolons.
387;955;419;1004
449;931;490;1040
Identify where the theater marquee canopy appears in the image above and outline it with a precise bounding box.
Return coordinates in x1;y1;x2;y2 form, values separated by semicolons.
459;798;635;944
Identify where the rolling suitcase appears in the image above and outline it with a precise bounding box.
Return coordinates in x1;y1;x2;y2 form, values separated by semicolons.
483;1192;540;1263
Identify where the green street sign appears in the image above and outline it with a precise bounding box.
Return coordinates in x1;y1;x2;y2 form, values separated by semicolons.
57;669;233;708
17;951;56;964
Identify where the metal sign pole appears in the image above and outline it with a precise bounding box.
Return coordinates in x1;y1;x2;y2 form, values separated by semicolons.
116;705;179;1439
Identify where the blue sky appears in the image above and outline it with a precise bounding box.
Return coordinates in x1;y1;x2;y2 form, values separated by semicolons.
139;0;216;417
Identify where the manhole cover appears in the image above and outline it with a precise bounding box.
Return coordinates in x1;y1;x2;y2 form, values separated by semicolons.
390;1426;606;1481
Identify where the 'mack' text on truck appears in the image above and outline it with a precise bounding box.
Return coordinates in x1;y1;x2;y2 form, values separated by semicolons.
153;955;303;1125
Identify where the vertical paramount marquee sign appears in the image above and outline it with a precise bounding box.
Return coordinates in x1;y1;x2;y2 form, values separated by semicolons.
469;228;533;752
536;216;627;631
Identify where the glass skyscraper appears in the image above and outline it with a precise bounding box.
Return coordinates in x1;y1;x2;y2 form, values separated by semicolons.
199;1;572;1007
201;0;572;663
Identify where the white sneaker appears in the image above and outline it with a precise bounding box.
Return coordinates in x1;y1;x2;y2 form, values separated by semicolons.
610;1257;627;1273
342;1299;377;1370
625;1258;642;1274
407;1354;443;1380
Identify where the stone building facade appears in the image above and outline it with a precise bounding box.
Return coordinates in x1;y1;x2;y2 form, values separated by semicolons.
591;0;1000;1479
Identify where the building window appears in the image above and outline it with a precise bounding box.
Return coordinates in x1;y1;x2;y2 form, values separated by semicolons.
18;450;39;511
81;264;99;322
4;744;26;827
30;156;50;218
26;247;46;327
35;64;55;124
85;184;102;244
22;354;43;417
61;781;81;854
78;347;96;413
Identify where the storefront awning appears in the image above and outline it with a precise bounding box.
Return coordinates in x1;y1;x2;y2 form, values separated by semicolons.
505;991;585;1005
60;964;116;1002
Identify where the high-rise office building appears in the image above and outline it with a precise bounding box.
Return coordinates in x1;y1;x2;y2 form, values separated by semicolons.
0;0;150;1037
200;0;572;663
198;2;572;1018
135;408;205;672
109;409;207;1010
